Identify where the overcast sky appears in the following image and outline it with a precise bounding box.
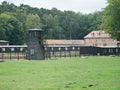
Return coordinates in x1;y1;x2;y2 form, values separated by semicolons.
0;0;107;14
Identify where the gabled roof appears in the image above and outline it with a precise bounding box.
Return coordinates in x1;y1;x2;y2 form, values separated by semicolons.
84;30;110;39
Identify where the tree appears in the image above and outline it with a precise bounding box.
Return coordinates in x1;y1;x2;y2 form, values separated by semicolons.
0;1;105;40
42;14;64;39
77;13;91;39
0;28;6;40
0;12;24;45
0;1;17;13
15;10;27;43
25;13;42;29
103;0;120;41
60;11;80;39
87;11;103;31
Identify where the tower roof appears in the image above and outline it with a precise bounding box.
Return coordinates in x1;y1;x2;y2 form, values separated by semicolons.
28;29;43;31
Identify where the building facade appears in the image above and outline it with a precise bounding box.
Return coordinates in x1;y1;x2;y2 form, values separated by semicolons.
84;30;118;47
0;40;9;46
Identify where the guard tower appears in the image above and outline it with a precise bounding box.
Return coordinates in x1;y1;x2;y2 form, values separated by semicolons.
26;29;45;60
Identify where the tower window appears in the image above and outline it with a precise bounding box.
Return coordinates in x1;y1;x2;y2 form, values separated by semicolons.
30;49;35;55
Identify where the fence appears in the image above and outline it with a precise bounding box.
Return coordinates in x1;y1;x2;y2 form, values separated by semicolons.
45;46;120;59
0;45;27;60
0;45;120;60
45;46;81;59
79;46;120;56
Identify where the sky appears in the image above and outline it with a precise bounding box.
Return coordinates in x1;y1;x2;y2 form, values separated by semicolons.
0;0;107;14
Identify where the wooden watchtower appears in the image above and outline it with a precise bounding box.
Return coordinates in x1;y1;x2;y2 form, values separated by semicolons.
26;29;45;60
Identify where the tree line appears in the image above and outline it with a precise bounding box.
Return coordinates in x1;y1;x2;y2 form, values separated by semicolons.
1;1;118;45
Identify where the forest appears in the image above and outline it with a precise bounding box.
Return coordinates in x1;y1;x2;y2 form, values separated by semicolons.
0;1;103;45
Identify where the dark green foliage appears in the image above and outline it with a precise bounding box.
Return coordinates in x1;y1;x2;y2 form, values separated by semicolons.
0;12;24;45
0;1;103;44
42;14;64;39
103;0;120;41
0;1;17;13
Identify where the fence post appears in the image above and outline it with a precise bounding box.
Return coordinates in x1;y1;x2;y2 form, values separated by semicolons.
17;47;20;60
10;50;11;60
2;48;5;60
69;50;71;58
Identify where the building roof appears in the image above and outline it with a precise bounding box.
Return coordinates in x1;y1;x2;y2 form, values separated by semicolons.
0;40;9;43
84;30;110;39
44;39;84;46
28;29;43;31
0;45;27;48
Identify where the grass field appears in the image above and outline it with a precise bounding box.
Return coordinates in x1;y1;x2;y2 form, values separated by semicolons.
0;56;120;90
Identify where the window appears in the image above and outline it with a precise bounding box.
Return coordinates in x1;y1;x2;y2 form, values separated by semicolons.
95;44;97;46
107;39;110;42
91;33;95;36
103;43;107;46
11;48;14;51
34;32;37;37
51;47;54;51
99;32;101;36
102;39;105;42
116;49;118;53
97;33;101;36
30;49;35;55
96;39;98;42
85;39;89;42
65;47;68;51
45;47;47;51
20;48;23;51
102;33;107;36
113;40;116;42
2;48;5;52
58;47;61;51
72;47;75;50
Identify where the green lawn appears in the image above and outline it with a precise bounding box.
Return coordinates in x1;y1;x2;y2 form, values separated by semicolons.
0;56;120;90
